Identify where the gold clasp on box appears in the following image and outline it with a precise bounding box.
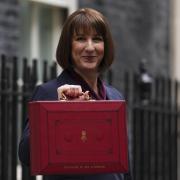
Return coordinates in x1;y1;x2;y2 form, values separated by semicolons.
81;130;87;142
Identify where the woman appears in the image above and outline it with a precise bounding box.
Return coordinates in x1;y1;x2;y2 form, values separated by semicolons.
19;8;131;180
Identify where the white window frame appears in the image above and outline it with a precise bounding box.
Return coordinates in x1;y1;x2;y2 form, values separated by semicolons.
28;0;78;60
30;0;78;15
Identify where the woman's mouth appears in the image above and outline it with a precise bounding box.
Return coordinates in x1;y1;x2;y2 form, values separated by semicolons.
82;56;96;59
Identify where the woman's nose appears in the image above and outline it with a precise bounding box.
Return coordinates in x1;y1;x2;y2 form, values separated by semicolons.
85;39;95;51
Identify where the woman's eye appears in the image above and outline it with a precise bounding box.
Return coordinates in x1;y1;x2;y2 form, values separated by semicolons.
93;36;103;42
75;37;86;41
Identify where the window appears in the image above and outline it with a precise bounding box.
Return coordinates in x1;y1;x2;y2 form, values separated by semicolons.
19;0;77;79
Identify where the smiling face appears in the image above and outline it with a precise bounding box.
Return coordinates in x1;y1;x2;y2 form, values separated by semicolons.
71;29;104;74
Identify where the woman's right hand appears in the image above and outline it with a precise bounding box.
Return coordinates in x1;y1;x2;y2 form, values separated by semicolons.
57;84;90;101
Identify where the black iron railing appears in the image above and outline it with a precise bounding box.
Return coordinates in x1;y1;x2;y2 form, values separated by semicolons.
0;55;179;180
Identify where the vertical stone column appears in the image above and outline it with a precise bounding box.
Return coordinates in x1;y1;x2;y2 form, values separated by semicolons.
170;2;180;179
170;0;180;81
30;2;40;60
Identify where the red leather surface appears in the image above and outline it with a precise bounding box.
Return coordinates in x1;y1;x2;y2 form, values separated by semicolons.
29;101;128;175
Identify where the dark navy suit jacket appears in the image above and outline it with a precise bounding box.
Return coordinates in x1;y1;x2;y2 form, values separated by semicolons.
18;70;128;180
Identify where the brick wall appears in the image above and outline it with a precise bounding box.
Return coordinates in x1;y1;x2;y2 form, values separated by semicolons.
79;0;170;80
0;2;20;56
0;0;170;77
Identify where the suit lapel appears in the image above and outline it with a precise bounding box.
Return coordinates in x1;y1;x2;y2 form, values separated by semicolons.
56;70;122;101
56;70;79;88
105;86;123;100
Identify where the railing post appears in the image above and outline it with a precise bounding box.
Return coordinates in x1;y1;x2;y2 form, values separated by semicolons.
31;59;38;89
11;56;18;180
0;54;9;180
21;58;36;180
50;61;57;79
43;60;48;82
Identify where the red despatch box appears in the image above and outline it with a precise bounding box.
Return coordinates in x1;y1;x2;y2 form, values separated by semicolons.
29;100;128;175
